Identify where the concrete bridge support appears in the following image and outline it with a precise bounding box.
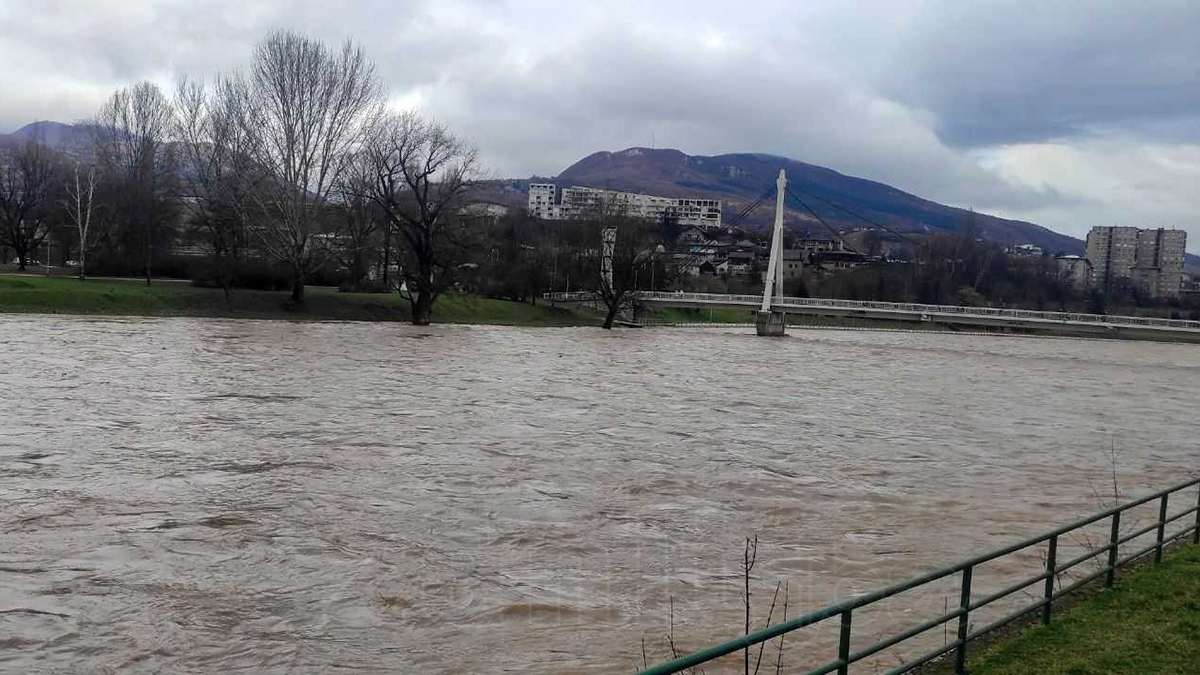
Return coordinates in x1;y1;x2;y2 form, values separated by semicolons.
755;311;787;336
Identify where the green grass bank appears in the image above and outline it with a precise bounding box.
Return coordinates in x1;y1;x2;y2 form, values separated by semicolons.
951;544;1200;675
0;274;594;326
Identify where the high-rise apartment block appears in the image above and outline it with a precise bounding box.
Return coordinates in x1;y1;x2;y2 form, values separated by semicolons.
1086;226;1186;298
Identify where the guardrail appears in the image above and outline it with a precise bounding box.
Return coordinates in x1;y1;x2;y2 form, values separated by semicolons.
633;291;1200;331
636;478;1200;675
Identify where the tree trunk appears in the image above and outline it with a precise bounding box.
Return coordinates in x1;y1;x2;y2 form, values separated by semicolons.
412;289;433;325
602;301;620;329
290;274;305;305
17;255;27;271
382;226;391;288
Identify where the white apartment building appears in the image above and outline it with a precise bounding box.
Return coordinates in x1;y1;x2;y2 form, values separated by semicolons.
528;183;722;229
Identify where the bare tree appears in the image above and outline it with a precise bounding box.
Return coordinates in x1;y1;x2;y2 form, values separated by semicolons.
174;76;261;302
93;81;179;285
0;139;59;270
571;205;667;329
63;161;101;279
222;30;384;305
336;157;384;290
363;111;481;324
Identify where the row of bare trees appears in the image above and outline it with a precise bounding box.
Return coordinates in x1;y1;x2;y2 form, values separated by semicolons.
167;30;481;321
2;30;482;325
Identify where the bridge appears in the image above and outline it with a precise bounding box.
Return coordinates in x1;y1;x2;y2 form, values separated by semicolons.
547;290;1200;341
636;291;1200;341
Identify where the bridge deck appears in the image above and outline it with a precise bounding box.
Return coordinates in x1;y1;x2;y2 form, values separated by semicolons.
548;291;1200;341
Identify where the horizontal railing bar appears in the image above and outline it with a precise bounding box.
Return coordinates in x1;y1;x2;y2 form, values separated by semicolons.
1054;562;1112;598
635;479;1200;675
848;607;966;663
803;658;847;675
1167;525;1199;544
965;598;1048;643
1164;505;1200;525
882;641;961;675
634;604;844;674
969;570;1050;612
1115;525;1197;571
1114;540;1163;570
1115;519;1166;547
1055;543;1112;575
1037;480;1199;537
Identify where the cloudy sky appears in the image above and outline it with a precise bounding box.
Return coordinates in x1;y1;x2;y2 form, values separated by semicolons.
2;0;1197;247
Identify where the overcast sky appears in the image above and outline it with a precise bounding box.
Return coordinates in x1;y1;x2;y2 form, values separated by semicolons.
2;0;1197;247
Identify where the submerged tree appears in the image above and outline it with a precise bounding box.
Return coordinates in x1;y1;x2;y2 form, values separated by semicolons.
569;205;668;329
363;111;480;325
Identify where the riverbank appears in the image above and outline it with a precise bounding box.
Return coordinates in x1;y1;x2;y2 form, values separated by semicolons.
0;274;595;326
936;543;1200;674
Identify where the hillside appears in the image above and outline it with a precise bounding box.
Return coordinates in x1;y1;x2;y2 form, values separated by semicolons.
2;120;94;156
551;148;1086;255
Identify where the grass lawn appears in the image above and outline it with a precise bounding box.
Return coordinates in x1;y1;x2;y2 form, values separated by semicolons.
0;274;596;327
963;544;1200;675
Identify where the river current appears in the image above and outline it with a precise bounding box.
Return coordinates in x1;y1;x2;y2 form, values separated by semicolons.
2;316;1197;673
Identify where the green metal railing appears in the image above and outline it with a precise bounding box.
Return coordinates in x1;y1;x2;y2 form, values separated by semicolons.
636;478;1200;675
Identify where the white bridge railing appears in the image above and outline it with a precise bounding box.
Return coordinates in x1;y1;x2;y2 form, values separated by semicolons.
632;291;1200;332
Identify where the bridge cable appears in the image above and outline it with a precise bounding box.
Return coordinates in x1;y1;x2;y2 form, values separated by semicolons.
784;187;854;251
725;184;776;229
727;192;768;228
787;185;927;248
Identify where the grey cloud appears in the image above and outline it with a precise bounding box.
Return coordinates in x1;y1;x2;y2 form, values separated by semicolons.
875;1;1200;147
1;0;1196;247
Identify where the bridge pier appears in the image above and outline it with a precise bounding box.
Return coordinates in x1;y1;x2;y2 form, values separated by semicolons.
755;311;787;336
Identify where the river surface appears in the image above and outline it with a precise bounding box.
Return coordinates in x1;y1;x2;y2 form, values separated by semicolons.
1;315;1198;674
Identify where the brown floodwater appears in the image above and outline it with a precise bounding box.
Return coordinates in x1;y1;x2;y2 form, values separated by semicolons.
1;316;1197;674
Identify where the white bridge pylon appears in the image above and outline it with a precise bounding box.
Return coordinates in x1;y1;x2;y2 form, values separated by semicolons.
760;169;788;313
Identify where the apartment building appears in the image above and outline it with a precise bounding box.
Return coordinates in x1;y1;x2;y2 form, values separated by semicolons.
528;183;722;229
527;183;560;220
1086;226;1186;298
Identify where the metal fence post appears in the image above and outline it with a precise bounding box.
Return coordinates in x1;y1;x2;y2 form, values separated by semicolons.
837;610;852;675
1042;535;1058;626
1194;485;1200;545
1155;494;1169;564
1106;511;1121;588
954;566;973;674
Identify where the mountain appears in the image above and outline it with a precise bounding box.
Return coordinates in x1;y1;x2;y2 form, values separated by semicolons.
550;148;1086;255
3;120;94;156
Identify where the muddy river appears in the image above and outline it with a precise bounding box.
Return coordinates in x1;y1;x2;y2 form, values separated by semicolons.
2;316;1197;673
